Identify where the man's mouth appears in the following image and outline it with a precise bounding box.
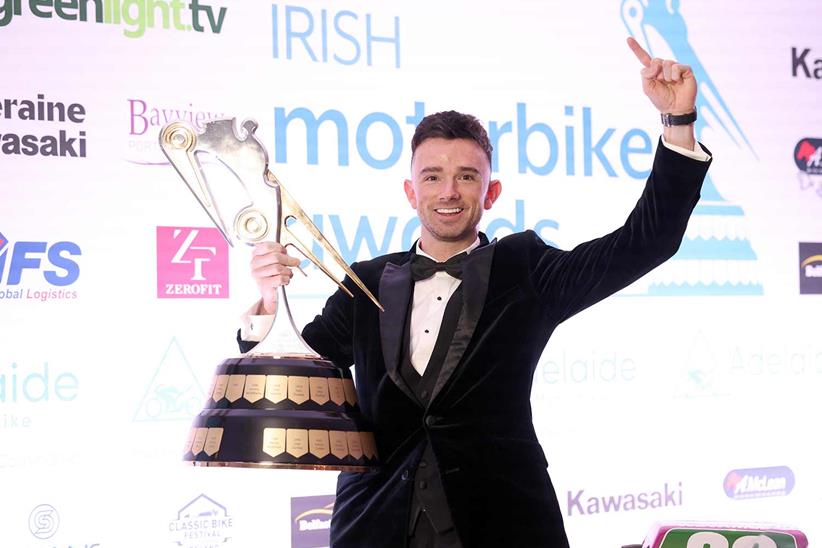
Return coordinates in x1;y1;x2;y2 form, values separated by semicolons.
435;207;464;215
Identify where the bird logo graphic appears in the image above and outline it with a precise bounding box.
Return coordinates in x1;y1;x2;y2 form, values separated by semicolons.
621;0;763;295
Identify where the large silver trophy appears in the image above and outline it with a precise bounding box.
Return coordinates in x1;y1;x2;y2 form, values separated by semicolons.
160;118;382;471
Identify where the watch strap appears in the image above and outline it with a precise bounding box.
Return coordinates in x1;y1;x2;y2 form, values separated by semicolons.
660;111;697;127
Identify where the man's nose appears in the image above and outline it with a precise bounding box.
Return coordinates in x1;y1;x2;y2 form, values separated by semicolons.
438;179;460;200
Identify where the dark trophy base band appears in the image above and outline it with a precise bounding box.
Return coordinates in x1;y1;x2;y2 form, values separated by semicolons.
189;461;375;472
184;356;379;472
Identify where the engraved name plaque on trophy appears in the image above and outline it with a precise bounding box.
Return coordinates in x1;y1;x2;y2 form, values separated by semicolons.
160;118;381;471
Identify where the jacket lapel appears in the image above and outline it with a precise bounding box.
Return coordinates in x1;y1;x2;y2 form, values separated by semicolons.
378;258;418;403
429;236;496;404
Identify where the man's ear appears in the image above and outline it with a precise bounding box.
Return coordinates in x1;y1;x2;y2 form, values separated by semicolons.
404;179;418;209
484;179;502;209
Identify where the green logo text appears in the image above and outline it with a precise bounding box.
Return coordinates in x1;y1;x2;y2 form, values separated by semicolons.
0;0;227;38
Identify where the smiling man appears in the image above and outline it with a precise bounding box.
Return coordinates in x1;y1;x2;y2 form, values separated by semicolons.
240;39;711;547
404;132;501;260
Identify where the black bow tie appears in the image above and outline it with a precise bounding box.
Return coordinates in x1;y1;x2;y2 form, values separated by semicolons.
410;252;467;281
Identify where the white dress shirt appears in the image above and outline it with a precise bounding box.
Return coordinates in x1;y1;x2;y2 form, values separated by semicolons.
407;238;480;375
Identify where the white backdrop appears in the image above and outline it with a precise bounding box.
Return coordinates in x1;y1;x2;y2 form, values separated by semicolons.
1;1;820;547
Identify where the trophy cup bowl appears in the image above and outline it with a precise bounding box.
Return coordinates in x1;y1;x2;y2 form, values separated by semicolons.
160;118;382;471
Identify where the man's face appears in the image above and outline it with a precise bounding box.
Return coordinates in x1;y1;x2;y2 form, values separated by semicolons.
404;138;501;249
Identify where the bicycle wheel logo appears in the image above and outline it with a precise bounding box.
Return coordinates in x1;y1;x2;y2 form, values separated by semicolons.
29;504;59;539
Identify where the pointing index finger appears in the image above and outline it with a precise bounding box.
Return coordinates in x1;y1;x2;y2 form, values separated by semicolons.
627;37;651;67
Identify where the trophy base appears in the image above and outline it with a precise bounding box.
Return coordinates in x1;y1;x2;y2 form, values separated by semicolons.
188;461;378;472
183;355;379;472
245;351;323;360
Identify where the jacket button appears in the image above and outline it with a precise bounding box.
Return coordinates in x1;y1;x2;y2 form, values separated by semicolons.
419;459;428;468
425;415;437;427
419;480;428;490
401;469;409;481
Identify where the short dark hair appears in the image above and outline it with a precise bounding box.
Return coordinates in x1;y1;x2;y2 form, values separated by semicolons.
411;110;493;165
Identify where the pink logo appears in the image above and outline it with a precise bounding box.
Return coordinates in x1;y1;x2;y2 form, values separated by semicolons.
157;227;228;299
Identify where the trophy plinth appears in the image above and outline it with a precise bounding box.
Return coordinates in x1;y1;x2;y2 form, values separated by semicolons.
161;118;383;472
184;356;378;471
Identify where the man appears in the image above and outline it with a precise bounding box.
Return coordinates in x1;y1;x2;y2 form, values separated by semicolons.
239;39;711;547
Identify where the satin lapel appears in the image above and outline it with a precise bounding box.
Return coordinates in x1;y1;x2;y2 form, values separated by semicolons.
378;259;417;402
429;238;496;405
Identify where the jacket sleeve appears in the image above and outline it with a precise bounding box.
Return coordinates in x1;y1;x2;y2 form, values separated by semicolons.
236;331;258;354
300;273;358;369
529;139;710;322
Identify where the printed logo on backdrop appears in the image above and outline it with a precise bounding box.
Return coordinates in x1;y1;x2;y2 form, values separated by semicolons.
794;138;822;198
791;46;821;80
678;330;822;396
27;504;102;546
799;243;822;295
271;5;401;69
535;350;637;386
134;338;205;422
621;0;763;296
267;99;655;177
674;331;726;400
125;99;225;164
0;0;228;38
29;504;59;540
291;495;335;548
1;93;87;158
566;481;683;517
724;466;795;500
157;227;228;299
170;494;233;548
1;360;80;430
0;231;81;302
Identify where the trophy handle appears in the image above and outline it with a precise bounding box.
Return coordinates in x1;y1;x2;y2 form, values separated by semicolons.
267;170;384;311
159;118;383;358
159;120;233;243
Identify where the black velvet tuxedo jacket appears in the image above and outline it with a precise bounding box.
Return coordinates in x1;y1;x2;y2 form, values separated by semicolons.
240;142;710;547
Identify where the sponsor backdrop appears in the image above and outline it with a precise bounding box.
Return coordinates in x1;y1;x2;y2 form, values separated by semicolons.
1;0;820;546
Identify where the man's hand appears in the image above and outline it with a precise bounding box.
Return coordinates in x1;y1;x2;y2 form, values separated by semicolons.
627;37;697;114
250;242;301;315
627;37;697;150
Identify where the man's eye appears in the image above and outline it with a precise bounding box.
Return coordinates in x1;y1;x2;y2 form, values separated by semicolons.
424;175;439;182
459;174;476;181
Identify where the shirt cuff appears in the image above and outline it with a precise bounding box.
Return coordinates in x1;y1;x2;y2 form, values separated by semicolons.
239;299;274;342
661;136;712;162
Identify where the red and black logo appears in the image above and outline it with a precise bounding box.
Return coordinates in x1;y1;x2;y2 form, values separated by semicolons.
795;138;822;175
